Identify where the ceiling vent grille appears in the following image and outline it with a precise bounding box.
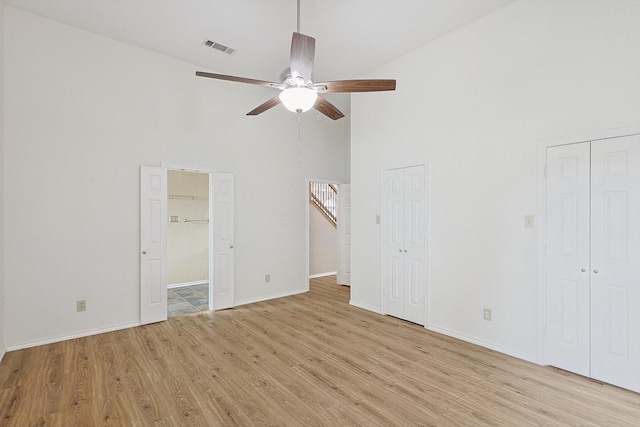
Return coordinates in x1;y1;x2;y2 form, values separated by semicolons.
204;40;235;55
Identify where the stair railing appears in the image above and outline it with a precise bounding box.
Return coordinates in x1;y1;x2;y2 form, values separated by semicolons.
309;182;337;227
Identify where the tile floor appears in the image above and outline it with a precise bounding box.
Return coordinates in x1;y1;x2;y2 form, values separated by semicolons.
167;283;210;317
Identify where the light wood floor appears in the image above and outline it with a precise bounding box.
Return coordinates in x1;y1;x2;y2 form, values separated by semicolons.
2;276;640;426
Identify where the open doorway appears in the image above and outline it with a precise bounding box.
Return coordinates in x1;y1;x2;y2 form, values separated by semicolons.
141;164;234;325
166;170;210;317
308;181;338;282
306;179;350;290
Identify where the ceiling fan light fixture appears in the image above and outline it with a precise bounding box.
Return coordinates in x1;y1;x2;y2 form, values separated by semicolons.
279;87;318;113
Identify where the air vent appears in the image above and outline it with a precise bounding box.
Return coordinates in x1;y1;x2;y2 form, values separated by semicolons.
204;40;235;55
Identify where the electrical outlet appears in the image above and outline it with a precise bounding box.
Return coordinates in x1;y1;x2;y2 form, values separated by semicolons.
77;300;87;312
265;274;270;283
483;308;492;321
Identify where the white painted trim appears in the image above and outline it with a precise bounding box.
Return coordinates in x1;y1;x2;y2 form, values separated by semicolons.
5;322;140;352
427;323;538;365
535;126;640;366
161;162;216;173
309;272;337;279
537;125;640;148
349;300;383;314
167;280;208;289
234;289;307;308
0;347;5;363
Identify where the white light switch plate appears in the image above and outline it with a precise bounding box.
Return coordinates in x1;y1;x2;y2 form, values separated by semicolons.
524;215;534;229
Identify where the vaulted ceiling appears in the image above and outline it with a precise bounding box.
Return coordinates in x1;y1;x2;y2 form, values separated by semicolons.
4;0;511;83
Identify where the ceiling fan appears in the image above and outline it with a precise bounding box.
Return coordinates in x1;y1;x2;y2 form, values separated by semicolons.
195;5;396;120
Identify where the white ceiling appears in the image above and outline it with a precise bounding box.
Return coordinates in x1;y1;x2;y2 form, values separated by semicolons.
3;0;511;83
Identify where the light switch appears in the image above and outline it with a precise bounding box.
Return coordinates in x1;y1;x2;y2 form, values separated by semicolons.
524;215;534;229
170;216;179;223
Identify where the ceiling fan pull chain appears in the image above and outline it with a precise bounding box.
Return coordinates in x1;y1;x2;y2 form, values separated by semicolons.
297;113;302;166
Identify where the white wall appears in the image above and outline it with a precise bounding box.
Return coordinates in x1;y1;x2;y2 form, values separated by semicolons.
0;3;6;360
3;7;349;348
350;0;640;361
167;170;209;285
309;205;337;276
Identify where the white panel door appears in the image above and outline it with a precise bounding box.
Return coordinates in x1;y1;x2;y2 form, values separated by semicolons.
546;143;591;376
402;166;426;325
383;169;405;319
383;165;426;325
140;166;168;325
590;135;640;392
213;173;235;310
337;184;351;286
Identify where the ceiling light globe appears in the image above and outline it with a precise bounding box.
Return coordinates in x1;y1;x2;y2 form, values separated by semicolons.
279;87;318;113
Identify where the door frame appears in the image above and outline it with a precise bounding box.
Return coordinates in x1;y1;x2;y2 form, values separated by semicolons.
305;177;342;291
162;162;216;311
535;126;640;365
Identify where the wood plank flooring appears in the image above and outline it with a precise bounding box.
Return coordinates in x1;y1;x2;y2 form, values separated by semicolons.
1;275;640;426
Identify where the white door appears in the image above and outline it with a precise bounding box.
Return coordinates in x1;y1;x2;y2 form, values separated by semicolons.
402;166;427;325
546;135;640;392
337;184;351;286
140;166;168;325
213;173;235;310
383;165;426;325
545;143;591;376
590;136;640;392
383;168;405;319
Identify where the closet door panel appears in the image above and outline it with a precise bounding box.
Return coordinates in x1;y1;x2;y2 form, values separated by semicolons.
384;169;405;318
590;135;640;392
546;143;591;376
403;165;426;325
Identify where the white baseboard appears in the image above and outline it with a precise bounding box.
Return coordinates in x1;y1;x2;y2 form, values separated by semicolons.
5;321;140;352
168;280;208;289
308;271;337;279
426;323;539;364
0;346;5;363
349;300;383;314
234;289;307;308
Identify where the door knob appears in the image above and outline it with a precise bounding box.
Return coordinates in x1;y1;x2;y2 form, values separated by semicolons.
404;250;407;253
142;251;147;255
581;268;586;272
593;269;598;274
230;245;234;249
399;249;402;253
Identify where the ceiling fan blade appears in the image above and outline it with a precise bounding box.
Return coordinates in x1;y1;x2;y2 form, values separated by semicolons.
247;95;282;116
312;79;396;93
290;32;315;83
314;95;345;121
196;71;283;88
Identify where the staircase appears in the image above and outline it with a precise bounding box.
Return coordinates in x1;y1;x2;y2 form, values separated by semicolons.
309;182;337;227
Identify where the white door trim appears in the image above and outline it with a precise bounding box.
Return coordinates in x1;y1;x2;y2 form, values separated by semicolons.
536;125;640;365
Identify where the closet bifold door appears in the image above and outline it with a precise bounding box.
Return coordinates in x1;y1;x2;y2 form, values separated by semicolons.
383;165;426;326
545;142;591;377
590;136;640;392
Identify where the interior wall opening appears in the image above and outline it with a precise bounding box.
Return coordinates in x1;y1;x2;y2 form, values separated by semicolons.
167;170;211;317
